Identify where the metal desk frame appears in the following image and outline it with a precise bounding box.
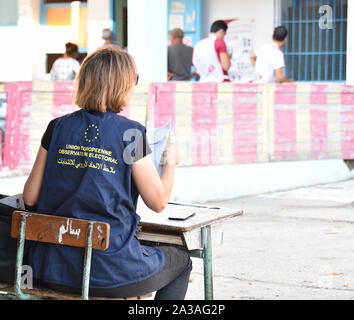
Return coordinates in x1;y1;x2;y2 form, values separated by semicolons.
137;203;243;301
188;225;213;300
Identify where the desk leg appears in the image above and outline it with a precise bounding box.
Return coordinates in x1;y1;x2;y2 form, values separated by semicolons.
202;225;213;300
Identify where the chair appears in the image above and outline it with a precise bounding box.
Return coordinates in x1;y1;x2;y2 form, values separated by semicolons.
5;210;151;300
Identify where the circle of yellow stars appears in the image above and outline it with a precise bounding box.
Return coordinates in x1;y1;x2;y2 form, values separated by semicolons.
85;124;99;143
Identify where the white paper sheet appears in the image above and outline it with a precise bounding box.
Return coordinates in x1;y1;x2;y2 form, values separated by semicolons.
146;120;172;175
0;193;25;210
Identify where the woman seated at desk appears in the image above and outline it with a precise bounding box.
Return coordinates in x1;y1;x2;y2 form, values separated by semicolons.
23;46;192;300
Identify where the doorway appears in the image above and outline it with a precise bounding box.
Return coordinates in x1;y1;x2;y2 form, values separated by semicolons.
114;0;128;49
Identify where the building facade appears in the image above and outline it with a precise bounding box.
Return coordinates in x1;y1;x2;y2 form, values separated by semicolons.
0;0;351;83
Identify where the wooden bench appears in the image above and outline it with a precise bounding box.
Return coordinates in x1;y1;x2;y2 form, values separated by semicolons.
0;210;151;300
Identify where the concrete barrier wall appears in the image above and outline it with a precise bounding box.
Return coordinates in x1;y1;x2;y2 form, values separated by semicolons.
272;83;354;162
0;81;149;174
0;81;353;175
149;82;354;167
0;82;77;174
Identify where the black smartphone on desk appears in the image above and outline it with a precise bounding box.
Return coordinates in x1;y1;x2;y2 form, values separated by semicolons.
168;212;196;221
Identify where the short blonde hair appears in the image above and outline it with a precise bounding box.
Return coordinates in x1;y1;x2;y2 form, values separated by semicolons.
75;46;136;113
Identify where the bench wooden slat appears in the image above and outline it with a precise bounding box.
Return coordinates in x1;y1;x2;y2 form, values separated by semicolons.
21;287;152;300
11;211;110;251
0;282;151;300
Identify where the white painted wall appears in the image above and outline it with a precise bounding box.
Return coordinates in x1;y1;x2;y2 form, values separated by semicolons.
127;0;168;83
87;0;113;53
171;160;353;203
202;0;275;52
346;0;354;85
0;0;40;81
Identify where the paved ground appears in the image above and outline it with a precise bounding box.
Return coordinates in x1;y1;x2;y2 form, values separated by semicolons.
1;175;354;300
185;178;354;300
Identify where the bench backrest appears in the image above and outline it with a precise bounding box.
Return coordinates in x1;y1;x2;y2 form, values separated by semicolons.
11;211;110;251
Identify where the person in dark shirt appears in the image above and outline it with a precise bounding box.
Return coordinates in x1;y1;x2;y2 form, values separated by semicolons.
167;28;194;81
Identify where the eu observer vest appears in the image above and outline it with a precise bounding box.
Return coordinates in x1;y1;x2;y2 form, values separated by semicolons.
28;110;164;288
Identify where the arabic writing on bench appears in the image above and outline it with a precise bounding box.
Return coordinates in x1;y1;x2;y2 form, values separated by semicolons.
58;219;81;244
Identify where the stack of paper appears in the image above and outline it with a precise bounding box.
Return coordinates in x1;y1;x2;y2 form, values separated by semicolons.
0;194;25;210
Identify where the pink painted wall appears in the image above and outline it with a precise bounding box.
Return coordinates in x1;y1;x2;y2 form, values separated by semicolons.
233;84;259;163
0;81;353;174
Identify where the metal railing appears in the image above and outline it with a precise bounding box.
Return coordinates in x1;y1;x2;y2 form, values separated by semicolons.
280;0;347;81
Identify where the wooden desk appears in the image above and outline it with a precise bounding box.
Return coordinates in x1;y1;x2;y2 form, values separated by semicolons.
136;201;243;300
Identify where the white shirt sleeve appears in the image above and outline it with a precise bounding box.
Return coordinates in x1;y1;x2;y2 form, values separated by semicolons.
271;50;285;71
73;60;80;77
254;47;260;57
50;61;57;80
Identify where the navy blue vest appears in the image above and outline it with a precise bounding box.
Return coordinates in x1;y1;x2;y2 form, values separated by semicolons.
28;110;164;289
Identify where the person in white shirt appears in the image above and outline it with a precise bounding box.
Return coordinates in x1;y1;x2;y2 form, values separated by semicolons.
50;42;81;81
250;26;293;83
192;20;232;82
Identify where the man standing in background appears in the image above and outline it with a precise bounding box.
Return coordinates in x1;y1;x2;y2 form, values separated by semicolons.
102;28;115;46
167;28;194;81
101;28;122;49
192;20;232;82
250;26;293;83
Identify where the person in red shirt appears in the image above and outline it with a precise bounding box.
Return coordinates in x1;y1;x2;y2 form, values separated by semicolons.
193;20;232;82
211;20;232;81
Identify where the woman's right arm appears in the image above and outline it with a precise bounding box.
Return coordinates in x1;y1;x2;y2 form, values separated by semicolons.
132;144;178;213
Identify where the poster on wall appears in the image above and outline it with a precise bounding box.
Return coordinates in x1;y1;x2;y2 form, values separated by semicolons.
224;18;256;83
168;0;201;48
